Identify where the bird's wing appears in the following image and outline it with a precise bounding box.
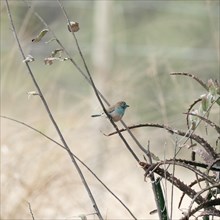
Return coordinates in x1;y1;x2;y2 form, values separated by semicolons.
107;106;115;114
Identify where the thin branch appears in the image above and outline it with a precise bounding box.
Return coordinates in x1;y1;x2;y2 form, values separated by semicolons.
184;89;219;184
206;158;220;177
27;202;35;220
169;158;220;172
30;0;152;164
57;0;140;163
1;115;137;219
180;199;220;220
170;140;178;220
178;178;207;209
186;183;220;219
185;97;202;129
140;162;206;205
32;10;109;106
186;96;219;135
170;72;208;91
56;3;167;186
107;123;218;160
185;112;220;134
5;1;102;218
143;163;219;215
154;160;217;184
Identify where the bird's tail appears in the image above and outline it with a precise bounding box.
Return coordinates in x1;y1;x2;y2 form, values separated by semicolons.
91;114;102;117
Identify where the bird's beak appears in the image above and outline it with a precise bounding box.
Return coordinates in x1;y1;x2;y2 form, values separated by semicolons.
126;104;129;107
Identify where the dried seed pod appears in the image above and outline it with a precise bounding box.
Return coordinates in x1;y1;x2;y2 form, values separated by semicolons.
44;57;70;65
23;55;35;63
32;29;49;42
67;21;79;32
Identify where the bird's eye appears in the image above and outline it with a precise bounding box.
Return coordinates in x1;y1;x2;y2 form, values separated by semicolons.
122;102;127;107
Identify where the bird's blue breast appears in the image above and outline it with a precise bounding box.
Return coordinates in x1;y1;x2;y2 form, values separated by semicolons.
114;106;125;116
107;103;128;122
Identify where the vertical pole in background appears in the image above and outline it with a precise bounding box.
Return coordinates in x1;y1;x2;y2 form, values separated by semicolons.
91;0;113;206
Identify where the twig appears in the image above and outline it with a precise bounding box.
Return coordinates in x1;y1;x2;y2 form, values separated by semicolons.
20;2;138;217
180;199;220;220
1;115;137;219
150;160;217;184
185;97;202;129
107;123;218;160
186;183;220;219
186;96;218;134
170;72;208;91
170;140;178;220
206;158;220;178
30;0;152;164
57;0;140;163
27;202;35;220
32;10;109;105
185;112;220;134
140;162;206;205
5;1;102;218
166;158;220;172
178;178;206;209
185;96;218;178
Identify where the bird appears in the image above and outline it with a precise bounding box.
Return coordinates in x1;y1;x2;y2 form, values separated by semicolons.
91;101;129;122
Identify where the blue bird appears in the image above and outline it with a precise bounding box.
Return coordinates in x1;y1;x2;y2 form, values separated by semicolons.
91;101;129;122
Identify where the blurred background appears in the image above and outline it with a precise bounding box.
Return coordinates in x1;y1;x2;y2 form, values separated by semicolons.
1;0;219;219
